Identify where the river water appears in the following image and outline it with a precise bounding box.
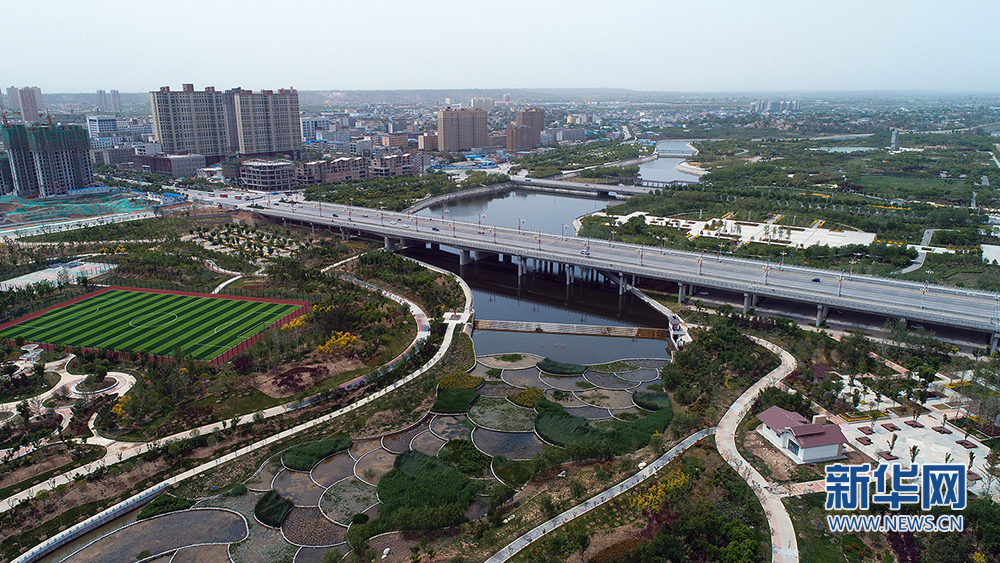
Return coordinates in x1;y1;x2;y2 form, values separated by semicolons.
411;143;706;364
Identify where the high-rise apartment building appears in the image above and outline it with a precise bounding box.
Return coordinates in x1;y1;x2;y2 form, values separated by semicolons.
300;117;331;142
97;90;107;111
110;90;121;112
150;84;230;161
5;87;18;112
471;97;495;110
233;88;302;160
516;107;544;148
8;87;44;123
1;123;93;198
506;125;532;153
437;108;487;152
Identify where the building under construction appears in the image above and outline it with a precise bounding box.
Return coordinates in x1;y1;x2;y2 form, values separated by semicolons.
0;122;93;198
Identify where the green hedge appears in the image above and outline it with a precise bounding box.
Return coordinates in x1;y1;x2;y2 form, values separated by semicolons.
438;439;491;476
375;451;483;532
537;358;587;375
255;489;293;527
282;436;352;471
137;493;195;520
536;411;603;446
432;388;479;413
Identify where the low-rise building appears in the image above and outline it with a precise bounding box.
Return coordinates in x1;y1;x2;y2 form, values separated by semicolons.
296;157;368;185
138;153;207;178
90;147;138;166
369;152;416;178
756;406;846;464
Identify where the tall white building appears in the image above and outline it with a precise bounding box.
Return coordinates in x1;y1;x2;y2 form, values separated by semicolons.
87;116;118;139
300;117;331;142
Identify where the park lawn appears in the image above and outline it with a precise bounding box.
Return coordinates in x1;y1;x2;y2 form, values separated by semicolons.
0;289;303;362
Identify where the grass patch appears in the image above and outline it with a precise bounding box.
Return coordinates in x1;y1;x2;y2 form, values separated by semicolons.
255;489;294;527
486;368;502;377
438;439;491;476
499;354;523;362
575;381;596;389
137;493;195;520
535;410;603;446
509;387;544;408
537;358;587;375
437;372;484;390
493;456;532;487
432;388;479;414
282;435;351;471
632;392;672;411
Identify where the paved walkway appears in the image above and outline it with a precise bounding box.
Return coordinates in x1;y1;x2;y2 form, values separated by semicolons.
899;228;939;274
716;336;799;563
485;428;716;563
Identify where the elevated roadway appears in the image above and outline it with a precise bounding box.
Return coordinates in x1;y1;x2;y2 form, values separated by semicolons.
257;201;1000;348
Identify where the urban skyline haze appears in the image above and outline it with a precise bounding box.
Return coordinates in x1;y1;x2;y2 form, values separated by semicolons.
2;0;999;94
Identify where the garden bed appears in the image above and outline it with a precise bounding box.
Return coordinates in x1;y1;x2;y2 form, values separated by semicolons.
320;477;380;527
468;397;536;432
471;427;546;460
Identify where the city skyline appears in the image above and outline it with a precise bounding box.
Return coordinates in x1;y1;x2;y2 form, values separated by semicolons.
3;0;999;94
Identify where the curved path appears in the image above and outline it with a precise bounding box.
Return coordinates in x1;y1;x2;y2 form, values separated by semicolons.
485;427;715;563
9;258;474;562
716;336;799;563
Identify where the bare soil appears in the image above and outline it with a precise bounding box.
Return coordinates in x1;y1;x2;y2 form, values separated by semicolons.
255;356;364;398
0;445;74;491
743;431;796;481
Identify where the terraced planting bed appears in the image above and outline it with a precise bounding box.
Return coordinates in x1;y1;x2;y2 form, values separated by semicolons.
468;397;536;432
472;427;546;460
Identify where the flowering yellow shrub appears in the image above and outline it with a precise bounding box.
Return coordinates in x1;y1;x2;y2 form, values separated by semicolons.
111;396;130;419
281;316;307;331
317;331;358;354
438;372;484;390
631;480;666;513
664;467;690;494
510;387;544;408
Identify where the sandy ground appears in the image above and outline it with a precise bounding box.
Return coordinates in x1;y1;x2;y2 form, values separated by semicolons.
255;357;365;398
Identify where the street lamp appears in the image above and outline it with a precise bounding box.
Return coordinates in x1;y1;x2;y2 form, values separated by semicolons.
838;273;843;296
519;218;525;234
763;263;769;285
780;251;787;271
638;249;643;266
479;213;485;226
536;235;542;250
698;254;703;275
849;258;857;280
610;230;616;246
921;287;927;309
718;243;723;262
379;202;384;226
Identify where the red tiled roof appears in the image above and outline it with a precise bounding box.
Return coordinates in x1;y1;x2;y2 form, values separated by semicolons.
757;405;808;432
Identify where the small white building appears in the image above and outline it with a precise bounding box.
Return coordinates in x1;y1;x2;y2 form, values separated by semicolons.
756;406;847;464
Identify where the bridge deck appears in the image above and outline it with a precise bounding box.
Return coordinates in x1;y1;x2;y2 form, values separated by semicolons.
474;319;670;339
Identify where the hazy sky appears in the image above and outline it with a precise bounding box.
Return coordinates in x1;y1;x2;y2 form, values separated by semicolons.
3;0;999;93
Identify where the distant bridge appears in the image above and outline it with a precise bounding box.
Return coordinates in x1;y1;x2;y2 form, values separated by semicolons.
473;319;671;339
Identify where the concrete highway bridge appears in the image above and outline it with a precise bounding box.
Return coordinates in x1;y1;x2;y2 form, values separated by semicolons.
257;202;1000;351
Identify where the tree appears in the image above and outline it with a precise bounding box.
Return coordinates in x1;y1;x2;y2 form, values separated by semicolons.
16;400;31;428
577;531;590;562
888;434;898;455
909;445;920;465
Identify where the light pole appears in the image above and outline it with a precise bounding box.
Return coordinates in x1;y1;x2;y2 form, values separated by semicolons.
763;264;769;285
838;273;843;296
638;249;643;266
610;230;616;247
519;218;525;234
536;235;541;250
698;255;703;275
563;224;568;241
379;202;384;226
921;288;927;309
849;258;857;280
479;213;485;227
780;251;787;271
718;243;723;262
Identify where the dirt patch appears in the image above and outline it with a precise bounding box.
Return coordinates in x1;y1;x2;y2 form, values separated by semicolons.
585;523;644;563
0;445;75;491
743;431;796;481
255;357;364;398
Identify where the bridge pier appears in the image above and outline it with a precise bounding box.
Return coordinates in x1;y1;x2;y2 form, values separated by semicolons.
815;304;829;327
566;265;572;285
678;281;686;302
743;293;752;314
517;256;525;278
619;272;626;295
384;236;395;250
992;333;1000;355
460;249;471;266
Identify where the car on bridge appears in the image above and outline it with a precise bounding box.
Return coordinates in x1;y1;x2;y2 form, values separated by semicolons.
811;278;821;282
432;227;440;231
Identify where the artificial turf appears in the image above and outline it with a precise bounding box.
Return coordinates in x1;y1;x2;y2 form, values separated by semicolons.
0;289;302;362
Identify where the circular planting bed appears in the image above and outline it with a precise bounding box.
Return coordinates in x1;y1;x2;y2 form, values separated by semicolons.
381;419;430;454
501;367;543;388
617;367;661;382
478;381;519;398
429;415;471;441
272;469;327;507
576;388;637;410
64;509;247;563
309;451;356;488
282;506;346;547
73;375;119;394
295;545;348;563
539;373;592;392
468;397;535;432
320;477;380;526
410;430;447;456
544;388;590;407
353;448;397;486
583;370;639;390
471;427;545;461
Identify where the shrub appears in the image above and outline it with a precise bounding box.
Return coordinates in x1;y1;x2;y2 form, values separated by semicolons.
227;483;248;496
376;450;483;532
536;411;602;446
537;358;586;375
255;489;293;527
432;388;479;413
282;435;351;471
633;392;672;411
438;372;484;390
486;368;502;377
510;387;544;408
438;439;491;476
351;513;369;525
137;493;195;520
499;354;523;362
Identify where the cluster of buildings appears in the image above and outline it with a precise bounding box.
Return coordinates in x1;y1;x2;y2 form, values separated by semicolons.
3;86;43;123
748;100;801;113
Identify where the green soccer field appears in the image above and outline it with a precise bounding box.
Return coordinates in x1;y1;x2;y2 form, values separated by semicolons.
0;289;303;362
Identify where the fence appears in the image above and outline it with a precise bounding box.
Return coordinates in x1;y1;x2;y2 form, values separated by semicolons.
209;304;310;366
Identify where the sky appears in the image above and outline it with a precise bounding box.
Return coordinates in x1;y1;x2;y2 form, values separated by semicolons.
2;0;999;94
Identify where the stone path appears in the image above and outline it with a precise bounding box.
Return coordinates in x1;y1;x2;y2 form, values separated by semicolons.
484;427;715;563
716;335;799;563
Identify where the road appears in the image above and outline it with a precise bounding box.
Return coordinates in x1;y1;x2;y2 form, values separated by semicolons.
254;201;1000;335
